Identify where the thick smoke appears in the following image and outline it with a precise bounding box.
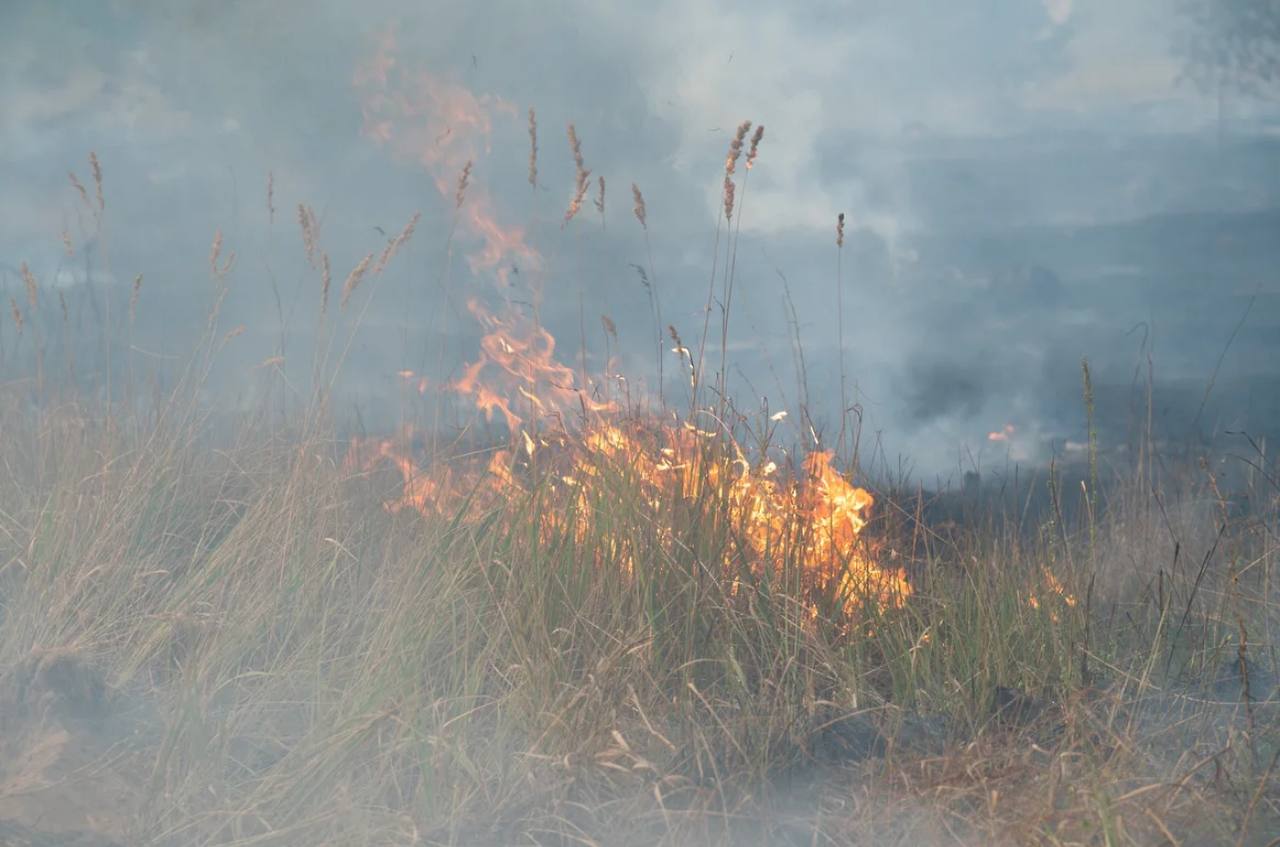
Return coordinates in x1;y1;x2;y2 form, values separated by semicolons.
2;0;1278;481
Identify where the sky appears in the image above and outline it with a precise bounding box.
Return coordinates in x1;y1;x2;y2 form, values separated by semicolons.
2;0;1278;482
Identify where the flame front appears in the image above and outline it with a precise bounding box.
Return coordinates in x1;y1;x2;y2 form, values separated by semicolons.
347;32;909;620
347;422;910;619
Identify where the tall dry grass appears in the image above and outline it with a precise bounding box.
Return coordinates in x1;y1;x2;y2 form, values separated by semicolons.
0;139;1275;847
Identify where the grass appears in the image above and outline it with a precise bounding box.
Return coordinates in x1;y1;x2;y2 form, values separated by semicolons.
0;141;1275;847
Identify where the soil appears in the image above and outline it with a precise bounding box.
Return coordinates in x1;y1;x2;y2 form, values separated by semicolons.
0;648;147;847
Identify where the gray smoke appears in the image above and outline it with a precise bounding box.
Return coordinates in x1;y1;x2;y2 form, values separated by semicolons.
3;0;1279;481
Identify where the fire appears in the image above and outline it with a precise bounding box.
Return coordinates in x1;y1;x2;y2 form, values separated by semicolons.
988;424;1016;443
346;33;909;620
346;421;910;619
451;299;614;430
1027;566;1077;622
354;25;539;288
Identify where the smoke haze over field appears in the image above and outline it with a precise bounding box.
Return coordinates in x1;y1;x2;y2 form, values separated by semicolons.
3;0;1279;480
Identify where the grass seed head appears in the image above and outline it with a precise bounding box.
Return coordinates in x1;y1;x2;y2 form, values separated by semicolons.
209;229;224;277
341;253;374;308
266;171;275;224
68;172;90;209
89;151;104;211
375;211;421;274
564;124;591;225
20;263;37;309
320;253;332;313
632;183;647;230
746;124;764;169
456;161;473;209
725;120;751;177
298;204;319;268
528;107;538;189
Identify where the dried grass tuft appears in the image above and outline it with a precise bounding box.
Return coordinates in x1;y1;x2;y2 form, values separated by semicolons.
340;253;374;308
564;124;591;225
208;230;235;279
746;125;764;170
723;176;737;222
298;204;319;269
20;263;37;309
725;121;751;177
595;175;606;217
320;253;332;314
266;172;275;225
456;161;473;209
9;298;21;334
89;152;104;211
723;121;752;221
375;211;421;275
836;212;845;248
632;183;647;229
68;172;90;209
209;229;224;276
528;108;538;189
630;263;650;290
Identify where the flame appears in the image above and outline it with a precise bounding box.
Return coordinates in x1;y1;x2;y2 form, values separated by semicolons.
346;422;910;619
1027;566;1077;622
354;29;608;431
354;26;538;288
451;299;614;430
988;424;1016;443
347;34;909;620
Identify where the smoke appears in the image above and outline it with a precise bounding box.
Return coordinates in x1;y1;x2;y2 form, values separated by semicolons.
2;0;1279;480
1044;0;1074;26
902;357;988;426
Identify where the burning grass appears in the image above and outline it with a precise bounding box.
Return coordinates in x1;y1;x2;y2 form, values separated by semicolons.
0;383;1275;846
0;68;1276;847
343;419;909;622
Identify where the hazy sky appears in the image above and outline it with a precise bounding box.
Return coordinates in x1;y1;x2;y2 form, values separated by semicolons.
3;1;1278;481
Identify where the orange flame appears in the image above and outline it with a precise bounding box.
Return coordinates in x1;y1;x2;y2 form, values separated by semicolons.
354;26;537;288
1027;566;1077;622
988;424;1016;443
451;299;614;430
346;422;910;619
348;34;909;620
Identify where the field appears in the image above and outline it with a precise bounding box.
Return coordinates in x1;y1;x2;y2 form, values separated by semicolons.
1;103;1278;847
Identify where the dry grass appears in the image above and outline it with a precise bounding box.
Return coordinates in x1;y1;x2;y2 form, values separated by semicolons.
339;253;375;309
528;107;538;190
375;212;422;275
0;383;1272;846
0;139;1275;847
564;123;591;225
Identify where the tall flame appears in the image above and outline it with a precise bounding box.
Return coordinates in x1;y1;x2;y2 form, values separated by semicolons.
348;32;909;619
354;26;538;288
354;26;612;431
451;299;614;431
